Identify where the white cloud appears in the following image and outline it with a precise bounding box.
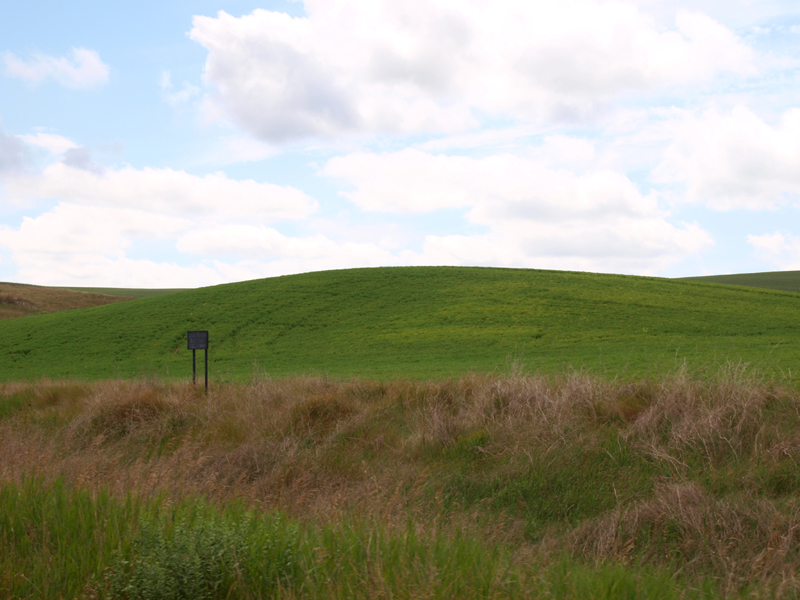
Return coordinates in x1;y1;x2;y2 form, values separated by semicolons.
655;106;800;210
159;70;200;107
2;203;188;255
0;203;402;286
0;202;216;287
0;143;423;285
10;252;228;289
0;142;329;285
18;133;78;155
325;148;647;216
747;231;800;269
213;135;279;164
3;47;109;89
177;224;397;267
324;148;712;273
5;161;318;221
189;1;754;142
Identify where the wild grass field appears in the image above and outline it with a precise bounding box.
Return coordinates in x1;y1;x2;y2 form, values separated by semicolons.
2;368;800;598
2;266;800;382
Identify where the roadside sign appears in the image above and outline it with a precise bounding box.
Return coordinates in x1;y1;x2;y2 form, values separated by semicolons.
187;330;209;350
187;330;209;390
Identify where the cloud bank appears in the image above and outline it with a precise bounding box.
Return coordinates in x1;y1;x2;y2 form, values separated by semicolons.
190;0;754;141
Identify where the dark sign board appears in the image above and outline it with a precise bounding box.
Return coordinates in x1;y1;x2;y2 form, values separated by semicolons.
187;330;209;350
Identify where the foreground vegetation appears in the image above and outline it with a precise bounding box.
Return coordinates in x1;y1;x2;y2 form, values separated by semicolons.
3;478;710;600
3;367;800;597
3;266;800;382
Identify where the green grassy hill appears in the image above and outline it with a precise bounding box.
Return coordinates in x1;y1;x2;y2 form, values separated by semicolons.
2;266;800;382
677;270;800;293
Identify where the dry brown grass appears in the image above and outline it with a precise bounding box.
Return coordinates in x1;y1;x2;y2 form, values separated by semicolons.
572;481;800;597
0;282;133;319
2;368;800;595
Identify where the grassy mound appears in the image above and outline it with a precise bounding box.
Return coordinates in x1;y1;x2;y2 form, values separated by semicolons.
2;266;800;381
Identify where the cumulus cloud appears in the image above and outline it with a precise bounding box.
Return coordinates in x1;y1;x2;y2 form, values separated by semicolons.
9;251;228;288
0;134;406;285
5;161;318;221
190;0;754;141
324;148;712;273
3;47;109;89
0;202;215;287
748;231;800;269
177;224;397;270
0;137;330;284
2;203;188;256
655;106;800;210
18;132;78;155
0;202;402;286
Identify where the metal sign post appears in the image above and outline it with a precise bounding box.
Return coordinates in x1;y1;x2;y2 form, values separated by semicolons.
187;330;209;391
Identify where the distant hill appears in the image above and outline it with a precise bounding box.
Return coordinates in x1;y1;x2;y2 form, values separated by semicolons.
2;266;800;382
677;271;800;293
0;282;134;319
62;287;186;299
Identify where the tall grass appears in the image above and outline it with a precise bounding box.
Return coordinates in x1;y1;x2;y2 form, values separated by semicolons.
0;477;145;598
1;477;721;599
1;368;799;596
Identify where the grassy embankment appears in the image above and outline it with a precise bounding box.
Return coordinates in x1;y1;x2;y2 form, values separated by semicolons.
3;266;800;382
7;370;800;598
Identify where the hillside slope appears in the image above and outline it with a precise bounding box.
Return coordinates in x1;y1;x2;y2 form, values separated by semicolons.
677;270;800;293
2;266;799;381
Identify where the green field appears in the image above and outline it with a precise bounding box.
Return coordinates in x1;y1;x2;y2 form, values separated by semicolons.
677;270;800;293
3;266;800;382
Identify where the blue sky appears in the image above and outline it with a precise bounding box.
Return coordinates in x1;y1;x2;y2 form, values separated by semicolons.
1;0;799;287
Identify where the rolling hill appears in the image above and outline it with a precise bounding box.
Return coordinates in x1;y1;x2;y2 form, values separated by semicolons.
62;286;186;299
2;266;800;382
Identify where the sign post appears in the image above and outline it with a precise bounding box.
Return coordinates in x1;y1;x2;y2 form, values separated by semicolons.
187;330;209;391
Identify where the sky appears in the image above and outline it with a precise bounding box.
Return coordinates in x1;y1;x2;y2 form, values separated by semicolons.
0;0;799;288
